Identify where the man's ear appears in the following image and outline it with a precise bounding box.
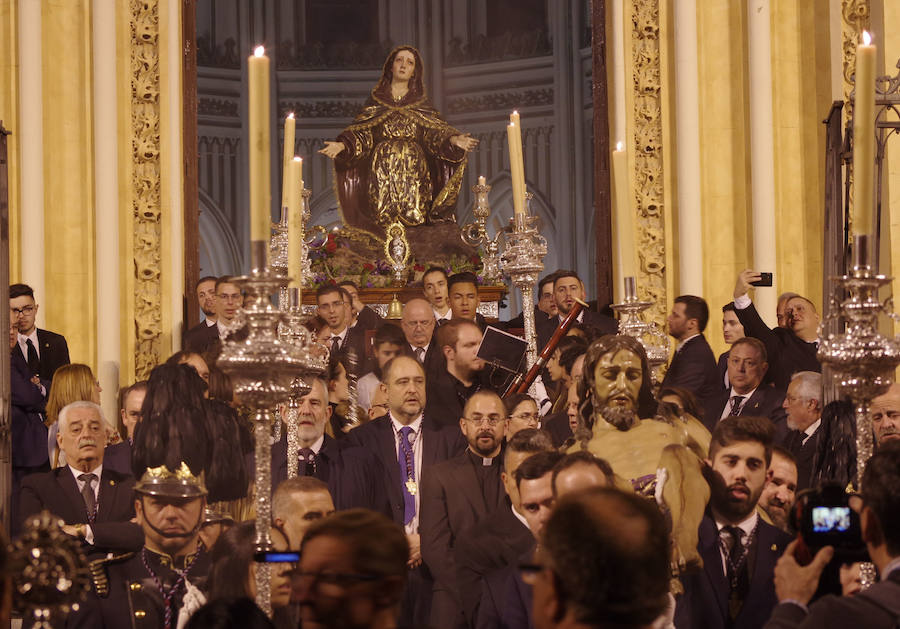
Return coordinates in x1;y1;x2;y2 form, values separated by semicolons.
860;505;884;548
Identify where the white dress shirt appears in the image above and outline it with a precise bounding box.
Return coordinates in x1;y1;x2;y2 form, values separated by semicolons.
69;463;103;544
713;510;758;575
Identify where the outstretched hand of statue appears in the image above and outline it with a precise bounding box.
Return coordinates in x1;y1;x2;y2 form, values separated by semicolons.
450;133;479;152
319;141;346;159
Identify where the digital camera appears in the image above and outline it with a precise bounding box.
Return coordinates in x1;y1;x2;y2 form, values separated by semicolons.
793;483;867;562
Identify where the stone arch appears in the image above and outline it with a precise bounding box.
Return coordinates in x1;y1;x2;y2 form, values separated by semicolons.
198;188;243;276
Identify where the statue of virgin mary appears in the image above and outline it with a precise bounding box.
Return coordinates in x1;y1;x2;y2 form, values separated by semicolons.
320;45;479;241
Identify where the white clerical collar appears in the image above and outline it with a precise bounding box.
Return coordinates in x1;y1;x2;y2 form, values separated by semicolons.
511;503;530;530
714;509;758;538
676;333;700;352
390;413;423;435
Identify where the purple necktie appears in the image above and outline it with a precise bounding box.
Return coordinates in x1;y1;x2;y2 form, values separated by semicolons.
398;427;416;525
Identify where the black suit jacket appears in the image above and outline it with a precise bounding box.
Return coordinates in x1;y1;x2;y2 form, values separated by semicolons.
10;349;48;468
26;328;70;381
103;442;133;477
503;306;550;333
718;351;730;390
354;305;383;333
425;368;492;430
782;427;821;492
735;303;820;390
703;386;787;433
662;334;721;409
19;467;143;553
345;414;465;526
330;325;369;376
421;452;507;628
675;514;791;629
266;433;391;516
182;320;220;354
404;341;446;382
455;503;533;627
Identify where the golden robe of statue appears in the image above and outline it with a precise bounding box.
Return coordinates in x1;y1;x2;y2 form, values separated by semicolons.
322;46;477;241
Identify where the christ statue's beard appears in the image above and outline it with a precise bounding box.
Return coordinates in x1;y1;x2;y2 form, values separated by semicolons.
600;405;638;431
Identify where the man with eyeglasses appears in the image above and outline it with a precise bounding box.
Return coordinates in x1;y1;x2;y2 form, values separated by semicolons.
295;509;410;629
184;276;242;354
10;283;69;381
317;284;367;375
400;298;443;380
421;390;508;629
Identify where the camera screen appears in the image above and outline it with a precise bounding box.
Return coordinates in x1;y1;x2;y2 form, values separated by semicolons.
812;506;851;533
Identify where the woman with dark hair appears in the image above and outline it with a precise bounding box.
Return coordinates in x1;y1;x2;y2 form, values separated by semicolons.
320;46;478;240
504;393;540;437
131;363;248;503
204;521;294;629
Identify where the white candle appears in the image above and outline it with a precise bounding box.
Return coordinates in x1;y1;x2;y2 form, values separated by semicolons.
248;46;271;243
613;142;636;284
852;31;875;236
507;111;526;215
287;157;302;289
478;175;486;186
281;113;295;210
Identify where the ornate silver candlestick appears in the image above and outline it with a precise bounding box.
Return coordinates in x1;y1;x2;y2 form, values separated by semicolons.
500;209;547;379
818;234;900;587
217;241;326;615
10;511;90;628
461;179;502;284
610;277;669;385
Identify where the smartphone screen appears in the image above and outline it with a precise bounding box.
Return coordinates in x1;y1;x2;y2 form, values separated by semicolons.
811;506;851;533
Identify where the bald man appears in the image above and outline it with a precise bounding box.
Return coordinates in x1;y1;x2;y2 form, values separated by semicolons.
401;298;444;380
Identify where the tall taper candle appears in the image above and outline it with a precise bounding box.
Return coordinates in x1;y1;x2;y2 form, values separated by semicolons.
287;157;303;289
281;113;296;209
612;142;636;283
248;46;271;244
508;111;525;214
852;31;875;236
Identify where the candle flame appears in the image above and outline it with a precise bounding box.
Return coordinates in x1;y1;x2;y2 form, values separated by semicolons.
616;141;624;152
512;110;518;115
862;31;872;46
254;46;265;57
509;122;515;127
293;156;302;162
287;112;295;119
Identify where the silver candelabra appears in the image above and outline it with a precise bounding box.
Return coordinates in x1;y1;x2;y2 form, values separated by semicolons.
460;180;502;284
610;277;669;385
817;234;900;587
216;241;327;615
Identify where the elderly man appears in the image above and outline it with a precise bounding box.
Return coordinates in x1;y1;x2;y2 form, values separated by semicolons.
346;355;464;627
704;337;786;431
527;487;672;629
759;446;799;533
19;401;142;554
780;371;823;491
733;271;820;390
421;390;509;629
272;476;335;548
295;509;410;629
870;383;900;446
400;297;443;379
68;463;211;628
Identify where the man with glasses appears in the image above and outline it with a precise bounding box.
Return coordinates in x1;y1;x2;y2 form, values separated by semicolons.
421;390;508;629
400;298;443;380
317;285;367;374
9;283;69;381
184;276;241;354
295;509;410;629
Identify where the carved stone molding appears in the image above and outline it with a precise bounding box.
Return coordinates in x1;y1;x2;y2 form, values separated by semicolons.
630;0;667;327
280;101;365;120
131;0;162;379
198;97;239;118
446;89;553;115
444;29;552;67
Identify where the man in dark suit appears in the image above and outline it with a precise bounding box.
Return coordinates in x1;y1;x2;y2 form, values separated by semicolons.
266;377;388;515
19;401;143;555
184;276;241;354
317;285;368;374
675;415;792;629
401;297;444;380
764;441;900;629
704;337;786;432
421;390;508;629
182;276;218;351
536;271;617;353
10;283;69;381
871;383;900;447
346;355;466;627
779;371;823;492
456;429;554;626
448;272;488;331
719;302;746;389
733;271;821;390
504;274;557;332
662;294;721;410
426;319;491;429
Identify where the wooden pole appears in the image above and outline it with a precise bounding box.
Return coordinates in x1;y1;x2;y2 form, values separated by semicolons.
1;122;12;538
182;0;200;328
591;0;613;310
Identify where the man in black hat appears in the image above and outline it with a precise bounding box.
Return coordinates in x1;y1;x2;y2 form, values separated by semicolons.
68;462;211;629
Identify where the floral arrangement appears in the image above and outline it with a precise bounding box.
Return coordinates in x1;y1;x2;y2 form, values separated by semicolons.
307;231;486;289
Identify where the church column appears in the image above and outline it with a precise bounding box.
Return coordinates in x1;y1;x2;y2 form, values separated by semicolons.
92;0;121;420
883;3;900;327
747;0;778;326
673;0;703;298
16;0;44;322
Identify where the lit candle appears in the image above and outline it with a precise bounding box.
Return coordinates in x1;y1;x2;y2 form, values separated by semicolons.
248;46;271;243
612;142;636;285
507;111;526;215
852;31;875;236
478;175;486;186
281;113;295;210
287;157;303;289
